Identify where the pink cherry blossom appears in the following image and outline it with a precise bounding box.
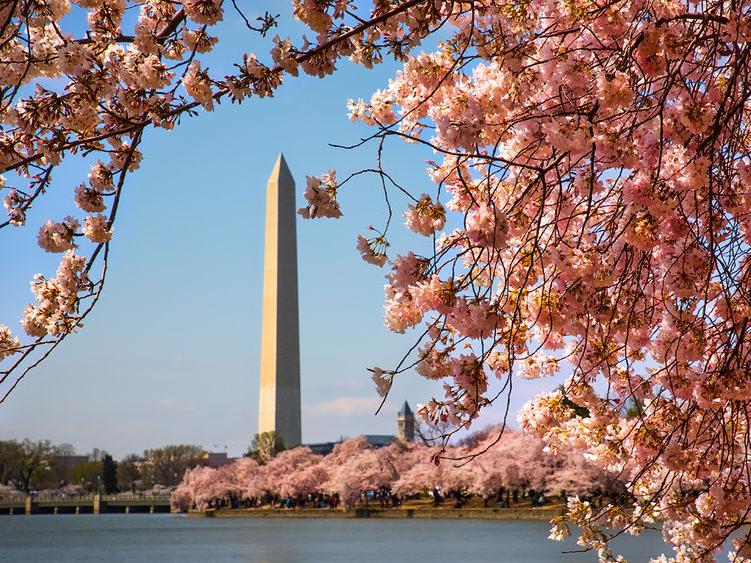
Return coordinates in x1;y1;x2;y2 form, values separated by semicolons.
82;214;113;243
37;217;79;253
0;325;20;361
404;194;446;236
356;234;388;267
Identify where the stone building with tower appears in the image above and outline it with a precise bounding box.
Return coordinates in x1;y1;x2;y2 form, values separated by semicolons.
306;403;416;455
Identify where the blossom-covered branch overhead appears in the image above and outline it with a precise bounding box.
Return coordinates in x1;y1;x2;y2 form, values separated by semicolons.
2;0;751;560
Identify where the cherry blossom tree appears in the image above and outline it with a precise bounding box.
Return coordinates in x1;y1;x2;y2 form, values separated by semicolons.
465;433;512;502
232;456;260;486
265;447;323;499
2;0;751;559
284;461;329;500
313;2;751;560
390;448;442;497
545;449;622;500
461;429;601;503
172;465;216;511
322;436;372;466
241;461;270;503
321;438;405;509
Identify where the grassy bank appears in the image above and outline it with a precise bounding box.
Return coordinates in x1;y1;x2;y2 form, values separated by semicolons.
188;500;565;521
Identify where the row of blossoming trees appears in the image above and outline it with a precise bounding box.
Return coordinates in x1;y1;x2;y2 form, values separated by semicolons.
172;430;620;514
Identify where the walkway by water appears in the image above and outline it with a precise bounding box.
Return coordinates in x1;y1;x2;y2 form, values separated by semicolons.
0;514;670;562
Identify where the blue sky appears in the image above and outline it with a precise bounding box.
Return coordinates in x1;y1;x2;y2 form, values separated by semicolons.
0;3;561;459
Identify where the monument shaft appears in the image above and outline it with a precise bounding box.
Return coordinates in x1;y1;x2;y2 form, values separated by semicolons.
258;154;301;447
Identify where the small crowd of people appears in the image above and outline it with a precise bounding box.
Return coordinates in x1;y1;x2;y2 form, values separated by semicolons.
189;487;561;513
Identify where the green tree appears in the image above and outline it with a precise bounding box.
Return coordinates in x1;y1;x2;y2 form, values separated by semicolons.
72;462;103;492
48;460;73;486
246;431;285;464
101;454;118;494
0;441;23;486
143;445;206;486
0;439;58;493
117;454;142;492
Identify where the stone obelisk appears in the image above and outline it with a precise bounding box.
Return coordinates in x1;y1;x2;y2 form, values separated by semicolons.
257;154;301;447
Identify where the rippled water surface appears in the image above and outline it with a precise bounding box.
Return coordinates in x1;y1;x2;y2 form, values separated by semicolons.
0;514;671;562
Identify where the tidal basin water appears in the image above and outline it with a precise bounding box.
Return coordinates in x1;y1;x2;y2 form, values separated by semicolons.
0;515;671;562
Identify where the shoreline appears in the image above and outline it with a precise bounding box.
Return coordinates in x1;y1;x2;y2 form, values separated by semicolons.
188;506;564;521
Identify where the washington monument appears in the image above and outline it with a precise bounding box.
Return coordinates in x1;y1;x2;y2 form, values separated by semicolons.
257;154;301;447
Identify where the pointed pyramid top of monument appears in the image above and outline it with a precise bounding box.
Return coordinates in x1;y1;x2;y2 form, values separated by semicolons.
399;401;413;417
268;153;295;187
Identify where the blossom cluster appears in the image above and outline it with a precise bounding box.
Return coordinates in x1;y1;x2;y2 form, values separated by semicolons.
21;251;88;338
298;171;342;219
0;326;20;362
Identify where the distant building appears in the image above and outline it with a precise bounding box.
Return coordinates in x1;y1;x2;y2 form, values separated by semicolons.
397;401;415;442
305;435;396;456
52;455;91;484
89;448;109;462
363;434;396;448
54;455;90;471
204;452;236;468
305;402;414;454
306;441;340;456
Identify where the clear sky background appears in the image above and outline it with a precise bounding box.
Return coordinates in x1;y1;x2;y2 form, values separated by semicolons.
0;3;563;459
